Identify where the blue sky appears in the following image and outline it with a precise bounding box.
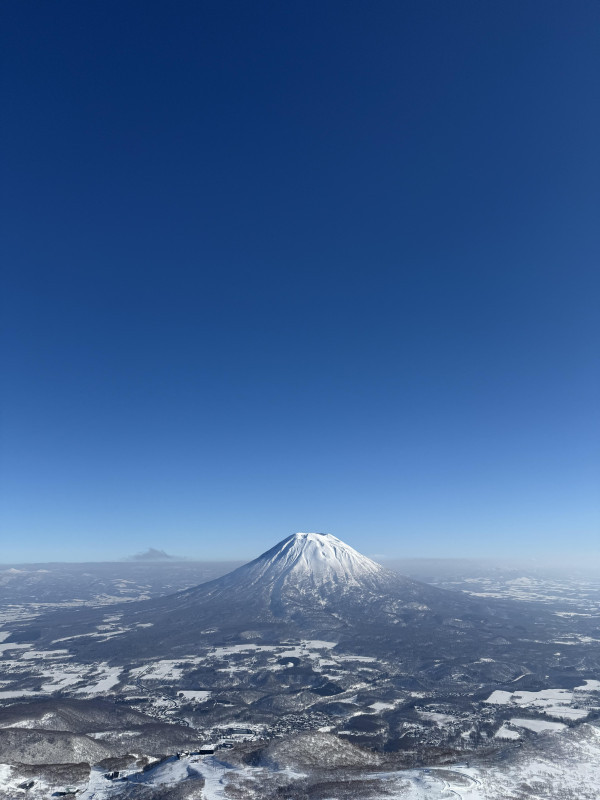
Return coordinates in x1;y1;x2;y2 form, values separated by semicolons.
1;1;598;562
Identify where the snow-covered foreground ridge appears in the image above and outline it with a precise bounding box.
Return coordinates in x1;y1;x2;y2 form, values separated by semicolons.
3;725;600;800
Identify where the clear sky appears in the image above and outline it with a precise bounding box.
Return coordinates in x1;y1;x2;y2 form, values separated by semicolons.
1;1;598;562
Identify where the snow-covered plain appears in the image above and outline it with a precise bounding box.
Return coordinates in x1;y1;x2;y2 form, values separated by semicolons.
484;684;599;721
510;717;566;733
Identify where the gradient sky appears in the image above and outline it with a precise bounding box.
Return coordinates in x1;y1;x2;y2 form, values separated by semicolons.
1;1;599;562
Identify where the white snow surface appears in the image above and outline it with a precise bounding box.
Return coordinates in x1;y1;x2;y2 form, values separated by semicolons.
178;690;211;702
258;532;384;583
495;724;521;740
484;686;595;721
510;717;566;733
203;532;387;596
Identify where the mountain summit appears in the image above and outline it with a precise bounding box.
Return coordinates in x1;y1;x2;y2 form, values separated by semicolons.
224;532;386;591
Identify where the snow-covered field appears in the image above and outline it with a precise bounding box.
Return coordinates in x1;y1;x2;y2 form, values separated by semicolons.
484;682;600;722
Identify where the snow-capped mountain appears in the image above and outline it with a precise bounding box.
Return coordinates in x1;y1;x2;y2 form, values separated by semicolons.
153;531;444;618
185;532;399;599
30;532;501;659
238;531;386;588
80;531;487;656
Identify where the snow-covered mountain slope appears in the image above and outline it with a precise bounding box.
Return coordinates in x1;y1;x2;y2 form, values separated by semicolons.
113;531;483;641
239;532;386;588
26;532;509;658
160;531;433;611
190;532;395;597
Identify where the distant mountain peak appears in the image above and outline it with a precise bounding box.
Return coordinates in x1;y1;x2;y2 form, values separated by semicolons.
129;548;175;562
